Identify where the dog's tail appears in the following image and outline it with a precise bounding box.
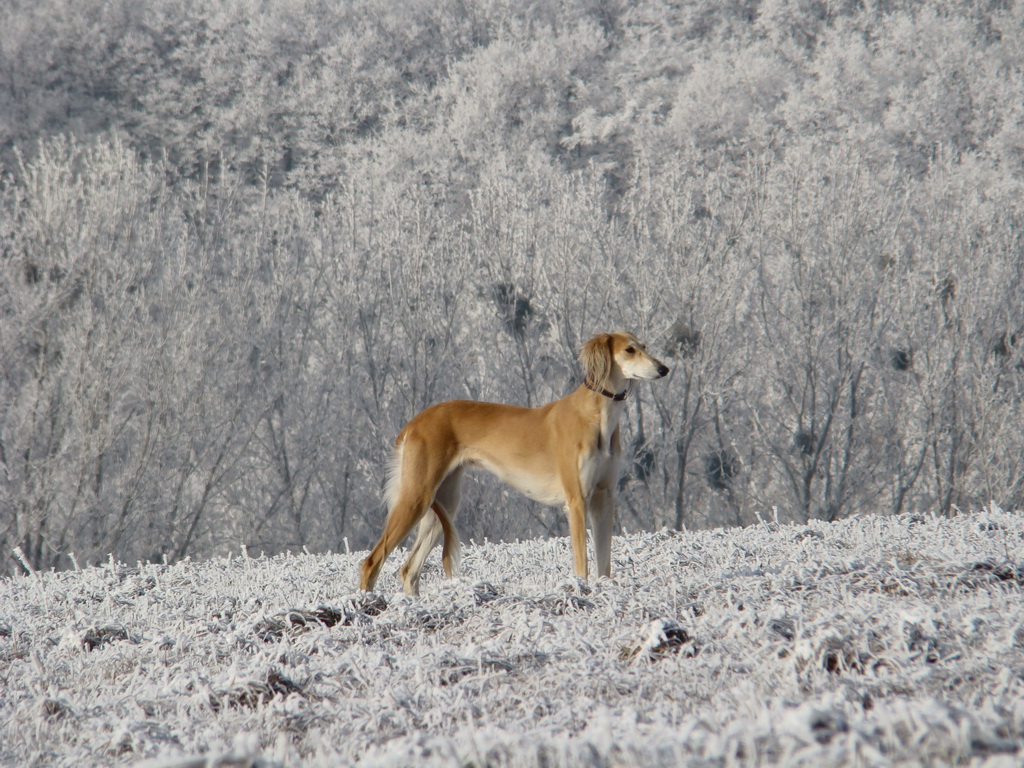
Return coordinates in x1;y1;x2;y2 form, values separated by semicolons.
383;440;405;515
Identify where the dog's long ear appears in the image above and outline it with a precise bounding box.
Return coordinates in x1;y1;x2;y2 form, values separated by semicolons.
579;333;613;387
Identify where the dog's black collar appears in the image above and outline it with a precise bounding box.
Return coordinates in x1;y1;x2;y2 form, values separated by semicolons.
584;378;629;401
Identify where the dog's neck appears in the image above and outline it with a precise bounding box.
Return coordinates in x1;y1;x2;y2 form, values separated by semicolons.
584;366;634;402
584;378;630;401
583;374;629;455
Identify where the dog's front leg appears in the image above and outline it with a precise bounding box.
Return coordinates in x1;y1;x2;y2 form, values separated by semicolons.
565;493;589;579
589;485;614;578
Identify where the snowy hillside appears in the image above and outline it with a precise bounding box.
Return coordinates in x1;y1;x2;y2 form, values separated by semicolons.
2;508;1023;767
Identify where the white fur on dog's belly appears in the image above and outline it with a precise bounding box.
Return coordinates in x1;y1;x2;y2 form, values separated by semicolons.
473;457;565;506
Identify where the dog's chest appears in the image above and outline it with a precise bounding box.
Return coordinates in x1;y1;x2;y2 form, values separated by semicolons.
578;423;620;495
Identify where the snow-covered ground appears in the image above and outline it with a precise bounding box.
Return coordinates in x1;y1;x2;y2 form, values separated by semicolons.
2;508;1023;767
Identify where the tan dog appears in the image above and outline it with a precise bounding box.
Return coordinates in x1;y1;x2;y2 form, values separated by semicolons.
359;331;669;594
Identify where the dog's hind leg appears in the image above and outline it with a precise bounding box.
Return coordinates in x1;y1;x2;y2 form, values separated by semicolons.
398;514;441;597
399;466;463;595
434;466;463;578
359;436;453;593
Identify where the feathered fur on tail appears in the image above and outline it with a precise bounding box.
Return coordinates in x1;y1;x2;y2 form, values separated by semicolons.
383;440;405;515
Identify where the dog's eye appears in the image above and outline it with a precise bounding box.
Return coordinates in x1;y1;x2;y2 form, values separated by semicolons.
625;346;636;355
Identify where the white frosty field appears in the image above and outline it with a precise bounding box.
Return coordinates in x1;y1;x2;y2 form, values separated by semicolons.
2;509;1023;768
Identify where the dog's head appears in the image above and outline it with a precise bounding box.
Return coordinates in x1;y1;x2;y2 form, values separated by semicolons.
579;331;669;390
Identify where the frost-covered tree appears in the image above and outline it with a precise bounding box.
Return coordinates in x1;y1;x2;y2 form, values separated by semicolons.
3;0;1024;573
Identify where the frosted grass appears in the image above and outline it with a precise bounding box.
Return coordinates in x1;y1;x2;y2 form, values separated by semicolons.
1;507;1022;767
